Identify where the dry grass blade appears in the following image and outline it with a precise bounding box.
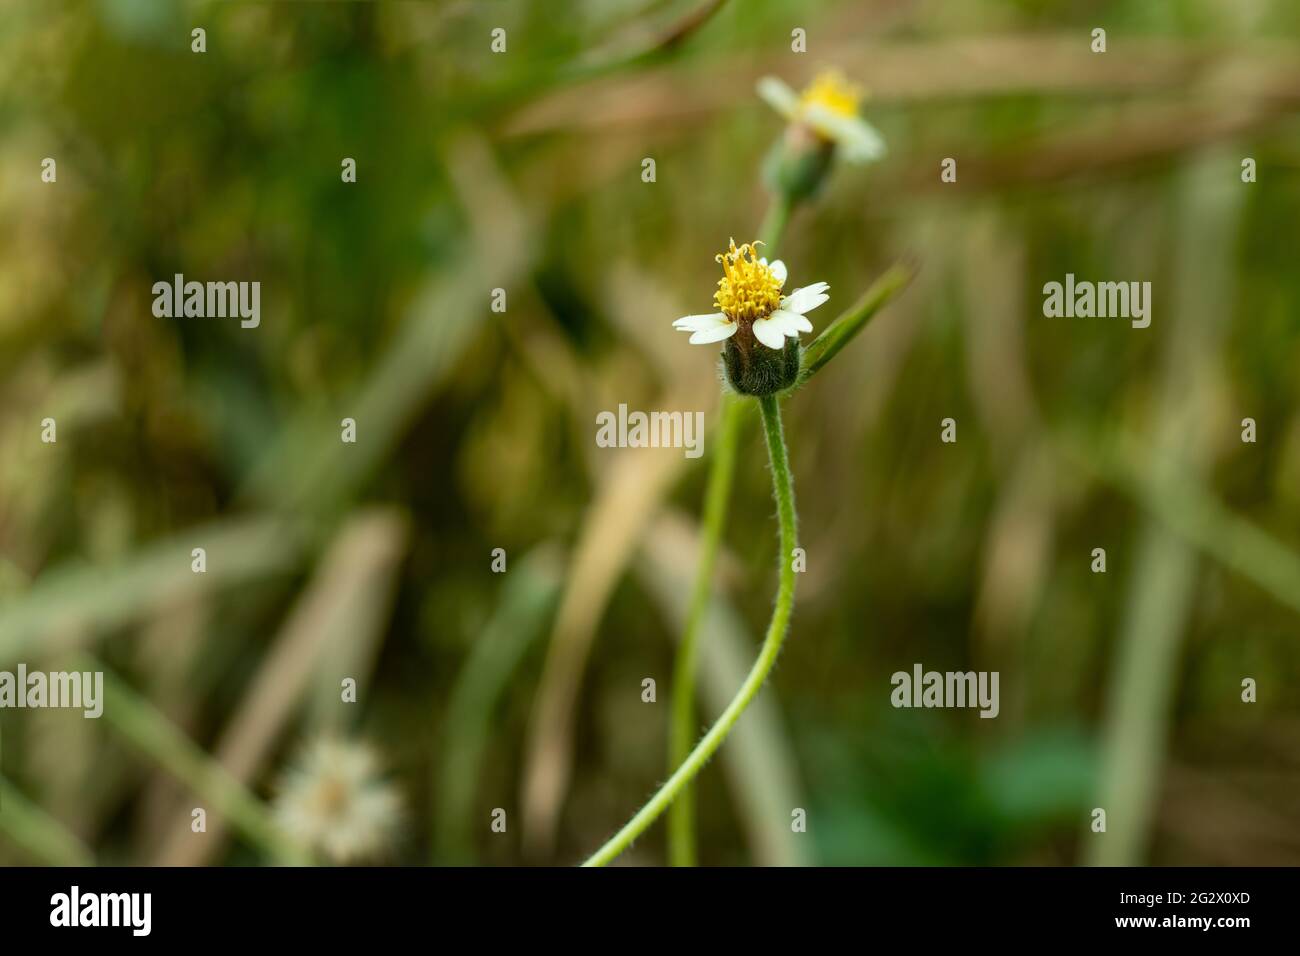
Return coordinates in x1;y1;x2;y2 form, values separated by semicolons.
1087;149;1243;866
153;509;409;866
0;515;303;666
519;436;694;857
505;35;1300;137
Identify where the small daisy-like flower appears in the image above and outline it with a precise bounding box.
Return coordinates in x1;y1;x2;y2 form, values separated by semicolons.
758;69;885;164
673;239;829;396
273;737;403;864
672;238;828;351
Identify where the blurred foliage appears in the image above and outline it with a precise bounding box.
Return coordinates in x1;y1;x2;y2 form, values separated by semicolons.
1;0;1299;866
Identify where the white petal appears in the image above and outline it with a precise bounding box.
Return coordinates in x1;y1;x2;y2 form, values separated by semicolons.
751;315;787;350
768;259;787;288
836;119;887;163
756;76;799;119
688;322;738;345
782;282;829;315
770;308;812;335
673;312;727;332
762;312;800;338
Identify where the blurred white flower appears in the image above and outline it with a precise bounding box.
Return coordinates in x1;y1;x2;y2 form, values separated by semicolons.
758;69;886;164
273;737;402;864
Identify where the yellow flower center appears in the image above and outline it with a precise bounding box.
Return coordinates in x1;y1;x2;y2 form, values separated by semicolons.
713;239;782;323
798;70;863;119
313;776;350;818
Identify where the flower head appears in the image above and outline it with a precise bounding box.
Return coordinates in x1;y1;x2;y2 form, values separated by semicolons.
673;239;827;351
273;737;403;864
673;240;829;395
758;69;885;165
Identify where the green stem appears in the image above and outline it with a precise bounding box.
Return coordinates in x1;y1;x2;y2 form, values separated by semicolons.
587;394;798;867
667;395;742;866
757;193;795;250
666;195;795;867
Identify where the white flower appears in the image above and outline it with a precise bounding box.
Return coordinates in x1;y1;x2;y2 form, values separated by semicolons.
273;737;403;864
672;239;828;350
758;70;886;164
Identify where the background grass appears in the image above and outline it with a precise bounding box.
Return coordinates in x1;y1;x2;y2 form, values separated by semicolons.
1;0;1299;865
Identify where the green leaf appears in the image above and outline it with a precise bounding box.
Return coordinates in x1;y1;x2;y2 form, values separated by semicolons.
793;261;916;389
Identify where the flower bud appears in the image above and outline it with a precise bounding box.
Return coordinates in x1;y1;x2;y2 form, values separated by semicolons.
763;125;835;202
722;333;801;396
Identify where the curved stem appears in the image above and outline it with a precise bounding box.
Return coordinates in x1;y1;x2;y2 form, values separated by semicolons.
586;394;797;867
666;196;795;866
667;394;742;866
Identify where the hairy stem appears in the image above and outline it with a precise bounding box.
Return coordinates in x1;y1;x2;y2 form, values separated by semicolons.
666;196;794;866
586;394;797;867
